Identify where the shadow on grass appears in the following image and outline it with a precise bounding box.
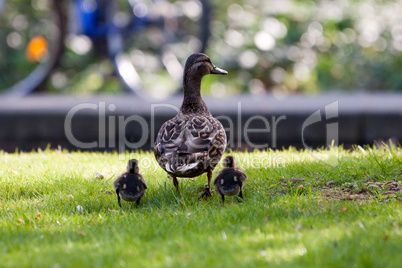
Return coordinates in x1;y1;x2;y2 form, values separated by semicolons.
2;194;401;267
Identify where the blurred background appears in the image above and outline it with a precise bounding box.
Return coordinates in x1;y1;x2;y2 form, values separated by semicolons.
1;0;402;152
2;0;402;97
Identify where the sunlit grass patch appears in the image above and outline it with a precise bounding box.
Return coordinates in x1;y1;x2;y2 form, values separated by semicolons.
0;146;401;267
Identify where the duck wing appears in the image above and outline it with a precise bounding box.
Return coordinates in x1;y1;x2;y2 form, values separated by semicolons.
214;168;247;188
155;114;226;175
114;173;147;191
138;175;147;190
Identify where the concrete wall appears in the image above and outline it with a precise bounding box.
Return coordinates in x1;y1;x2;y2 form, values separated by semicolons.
0;93;401;152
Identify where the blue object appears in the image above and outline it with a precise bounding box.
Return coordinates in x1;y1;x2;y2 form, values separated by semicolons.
75;0;151;38
76;0;106;37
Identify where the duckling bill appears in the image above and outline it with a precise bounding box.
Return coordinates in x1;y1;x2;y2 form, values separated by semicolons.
154;53;228;198
113;159;147;207
214;156;247;203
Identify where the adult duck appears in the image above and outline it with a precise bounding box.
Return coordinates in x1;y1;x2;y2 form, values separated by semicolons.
154;53;228;198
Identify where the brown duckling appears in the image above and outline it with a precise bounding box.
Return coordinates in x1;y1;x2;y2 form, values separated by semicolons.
154;53;228;198
213;156;247;203
113;159;147;207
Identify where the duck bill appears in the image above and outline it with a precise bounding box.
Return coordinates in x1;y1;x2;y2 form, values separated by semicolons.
211;65;228;75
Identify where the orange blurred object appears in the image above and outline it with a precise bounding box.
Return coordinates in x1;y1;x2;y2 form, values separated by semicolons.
26;36;48;62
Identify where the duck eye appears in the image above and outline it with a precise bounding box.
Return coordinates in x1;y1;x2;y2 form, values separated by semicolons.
196;61;208;70
197;59;210;64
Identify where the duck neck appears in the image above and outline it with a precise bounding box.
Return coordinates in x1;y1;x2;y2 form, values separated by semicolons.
180;73;210;115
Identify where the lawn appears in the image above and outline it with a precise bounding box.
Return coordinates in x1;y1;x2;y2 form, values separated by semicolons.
0;146;401;267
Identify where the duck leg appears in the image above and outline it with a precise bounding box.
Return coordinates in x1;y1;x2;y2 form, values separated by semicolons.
238;187;244;199
115;188;122;208
136;196;142;207
200;168;213;199
237;187;244;203
172;175;180;193
219;191;225;204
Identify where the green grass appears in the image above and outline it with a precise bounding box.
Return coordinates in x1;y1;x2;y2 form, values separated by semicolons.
1;146;401;267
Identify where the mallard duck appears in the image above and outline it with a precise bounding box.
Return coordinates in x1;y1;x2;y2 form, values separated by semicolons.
213;156;247;203
154;53;228;198
113;159;147;207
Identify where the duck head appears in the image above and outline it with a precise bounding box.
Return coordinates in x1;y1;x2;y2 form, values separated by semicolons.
223;156;236;169
127;159;140;174
184;53;228;79
181;53;227;114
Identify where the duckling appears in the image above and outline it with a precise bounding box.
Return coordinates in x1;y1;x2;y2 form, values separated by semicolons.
113;159;147;207
213;156;247;204
154;53;228;198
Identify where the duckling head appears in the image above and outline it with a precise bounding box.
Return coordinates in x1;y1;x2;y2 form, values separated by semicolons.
184;53;227;81
223;156;236;169
127;159;140;174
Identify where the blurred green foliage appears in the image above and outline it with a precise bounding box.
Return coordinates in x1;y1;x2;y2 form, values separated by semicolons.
2;0;402;95
205;0;402;96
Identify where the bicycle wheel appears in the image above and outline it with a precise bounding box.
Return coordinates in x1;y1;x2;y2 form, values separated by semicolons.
106;0;210;99
0;0;65;97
